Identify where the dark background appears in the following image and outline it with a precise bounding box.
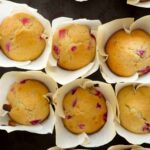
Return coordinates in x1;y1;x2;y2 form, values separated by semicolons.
0;0;150;150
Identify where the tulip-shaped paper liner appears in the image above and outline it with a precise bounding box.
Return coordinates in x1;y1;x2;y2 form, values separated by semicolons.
127;0;150;8
98;16;150;83
115;82;150;144
53;79;116;148
0;0;51;70
108;144;149;150
75;0;88;2
0;71;57;134
47;146;89;150
45;17;101;85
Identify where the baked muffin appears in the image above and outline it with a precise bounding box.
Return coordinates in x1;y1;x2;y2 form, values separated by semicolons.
63;87;107;134
3;79;50;125
52;24;96;70
0;13;46;61
117;85;150;134
106;29;150;77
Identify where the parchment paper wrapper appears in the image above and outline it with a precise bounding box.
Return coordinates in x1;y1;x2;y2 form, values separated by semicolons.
45;17;101;85
0;0;51;70
75;0;88;2
53;79;116;148
127;0;150;8
98;16;150;83
47;146;89;150
115;82;150;144
0;71;58;134
108;144;149;150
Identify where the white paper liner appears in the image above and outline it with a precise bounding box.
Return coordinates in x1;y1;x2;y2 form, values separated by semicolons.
98;16;150;83
107;145;149;150
75;0;88;2
0;71;58;134
0;0;51;70
54;79;116;148
127;0;150;8
115;82;150;144
45;17;101;85
47;146;89;150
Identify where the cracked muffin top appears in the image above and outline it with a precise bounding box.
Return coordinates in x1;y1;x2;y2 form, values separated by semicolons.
0;13;46;61
117;85;150;134
62;87;107;134
106;29;150;77
52;24;96;70
3;79;50;125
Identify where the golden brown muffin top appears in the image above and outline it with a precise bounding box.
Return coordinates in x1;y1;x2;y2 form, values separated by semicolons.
63;87;107;134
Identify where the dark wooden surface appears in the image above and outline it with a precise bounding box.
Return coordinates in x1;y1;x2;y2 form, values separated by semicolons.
0;0;150;149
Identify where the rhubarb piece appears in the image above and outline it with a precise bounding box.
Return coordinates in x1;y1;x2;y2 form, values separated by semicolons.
5;42;11;52
138;66;150;75
21;17;30;25
78;123;85;129
30;120;41;125
72;99;77;107
53;45;60;55
59;29;66;38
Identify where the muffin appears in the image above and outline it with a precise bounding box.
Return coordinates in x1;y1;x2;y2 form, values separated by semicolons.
0;13;46;61
52;24;96;70
3;79;50;125
106;29;150;77
117;85;150;134
63;87;107;134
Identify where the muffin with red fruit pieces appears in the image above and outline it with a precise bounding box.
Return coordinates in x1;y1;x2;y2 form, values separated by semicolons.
3;79;50;125
52;24;96;70
117;85;150;134
106;29;150;77
0;13;46;61
63;87;107;134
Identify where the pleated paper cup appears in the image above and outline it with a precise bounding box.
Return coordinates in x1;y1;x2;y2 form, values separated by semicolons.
98;16;150;83
45;17;101;85
53;78;116;148
115;82;150;144
0;71;58;134
108;144;149;150
0;0;51;70
127;0;150;8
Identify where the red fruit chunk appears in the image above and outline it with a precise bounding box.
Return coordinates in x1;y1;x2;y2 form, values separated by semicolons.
71;88;77;95
71;46;77;52
72;99;77;107
5;42;11;52
142;123;150;132
78;123;85;129
136;49;145;57
96;103;101;109
66;115;72;120
103;112;107;122
20;80;27;84
21;18;30;25
91;88;102;97
138;66;150;75
53;45;60;55
59;29;66;38
30;120;41;125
